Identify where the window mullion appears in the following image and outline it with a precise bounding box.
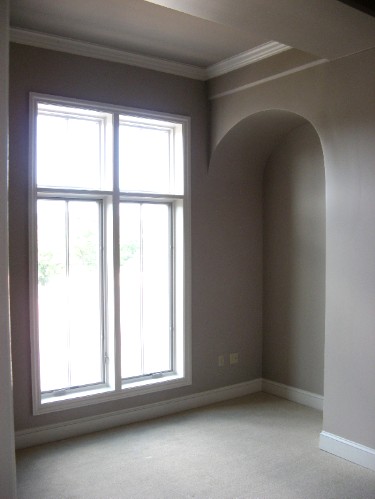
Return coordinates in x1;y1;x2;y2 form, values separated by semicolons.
112;113;122;391
29;94;190;414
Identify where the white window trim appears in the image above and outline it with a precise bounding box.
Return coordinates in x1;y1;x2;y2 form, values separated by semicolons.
29;93;192;415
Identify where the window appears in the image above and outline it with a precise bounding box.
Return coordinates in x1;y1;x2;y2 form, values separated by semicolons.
30;94;191;414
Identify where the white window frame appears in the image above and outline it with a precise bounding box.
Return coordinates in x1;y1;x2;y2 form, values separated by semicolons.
29;93;191;415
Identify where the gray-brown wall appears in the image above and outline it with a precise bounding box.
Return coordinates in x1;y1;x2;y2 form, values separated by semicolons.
263;123;325;395
0;1;17;496
10;40;375;455
209;47;375;450
208;112;326;398
9;43;261;431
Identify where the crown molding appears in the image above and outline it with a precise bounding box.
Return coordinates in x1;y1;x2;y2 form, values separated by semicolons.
10;28;207;80
10;28;291;81
206;41;291;79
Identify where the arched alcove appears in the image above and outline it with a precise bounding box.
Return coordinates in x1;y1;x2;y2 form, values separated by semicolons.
209;109;326;397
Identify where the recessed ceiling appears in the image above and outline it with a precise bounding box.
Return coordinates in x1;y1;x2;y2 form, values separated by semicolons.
9;0;375;73
146;0;375;60
10;0;270;67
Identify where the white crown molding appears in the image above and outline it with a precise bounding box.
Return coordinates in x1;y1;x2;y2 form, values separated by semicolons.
10;28;292;81
262;379;324;411
320;431;375;472
206;41;291;79
9;28;207;80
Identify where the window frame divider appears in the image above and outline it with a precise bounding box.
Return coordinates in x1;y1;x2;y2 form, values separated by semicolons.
29;92;192;415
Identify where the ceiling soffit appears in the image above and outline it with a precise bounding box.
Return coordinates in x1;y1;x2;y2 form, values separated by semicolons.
10;0;270;67
9;0;375;81
10;27;293;81
146;0;375;60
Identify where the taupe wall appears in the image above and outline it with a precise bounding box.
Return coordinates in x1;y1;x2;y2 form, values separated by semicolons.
209;112;326;397
0;1;17;497
263;123;325;395
9;43;262;431
209;48;375;450
10;41;375;453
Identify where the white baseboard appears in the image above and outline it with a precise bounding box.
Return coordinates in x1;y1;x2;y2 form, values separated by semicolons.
15;379;262;449
262;379;324;411
320;431;375;472
16;380;375;475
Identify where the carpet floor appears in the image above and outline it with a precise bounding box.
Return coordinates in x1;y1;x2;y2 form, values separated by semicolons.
16;392;375;499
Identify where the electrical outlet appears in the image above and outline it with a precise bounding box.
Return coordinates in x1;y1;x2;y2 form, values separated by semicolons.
230;352;239;365
218;355;225;367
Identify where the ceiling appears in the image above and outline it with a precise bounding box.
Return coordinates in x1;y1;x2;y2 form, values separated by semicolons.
9;0;375;76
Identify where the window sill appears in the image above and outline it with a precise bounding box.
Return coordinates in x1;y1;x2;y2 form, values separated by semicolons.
34;372;191;415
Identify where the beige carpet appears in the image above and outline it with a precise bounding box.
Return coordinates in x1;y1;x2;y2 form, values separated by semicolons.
16;393;375;499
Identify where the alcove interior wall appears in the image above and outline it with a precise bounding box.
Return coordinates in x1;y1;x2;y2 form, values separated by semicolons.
209;111;326;394
263;122;325;395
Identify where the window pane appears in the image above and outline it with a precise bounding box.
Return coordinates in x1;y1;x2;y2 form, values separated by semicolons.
37;108;102;189
119;123;170;193
142;204;171;374
37;199;103;392
120;203;171;379
67;201;103;387
38;200;69;392
119;203;142;378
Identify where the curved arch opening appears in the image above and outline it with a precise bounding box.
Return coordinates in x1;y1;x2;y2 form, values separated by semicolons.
209;109;326;398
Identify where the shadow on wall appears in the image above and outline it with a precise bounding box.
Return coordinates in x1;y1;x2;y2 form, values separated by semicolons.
209;110;326;396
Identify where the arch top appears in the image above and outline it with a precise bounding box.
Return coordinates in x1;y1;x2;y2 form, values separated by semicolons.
209;109;322;174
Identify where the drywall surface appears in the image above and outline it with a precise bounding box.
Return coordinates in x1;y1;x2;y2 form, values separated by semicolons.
147;0;375;60
0;1;17;497
209;48;320;99
263;123;325;395
9;43;262;431
210;48;375;450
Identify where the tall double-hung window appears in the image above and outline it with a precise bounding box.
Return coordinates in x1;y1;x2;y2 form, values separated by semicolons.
30;94;191;414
